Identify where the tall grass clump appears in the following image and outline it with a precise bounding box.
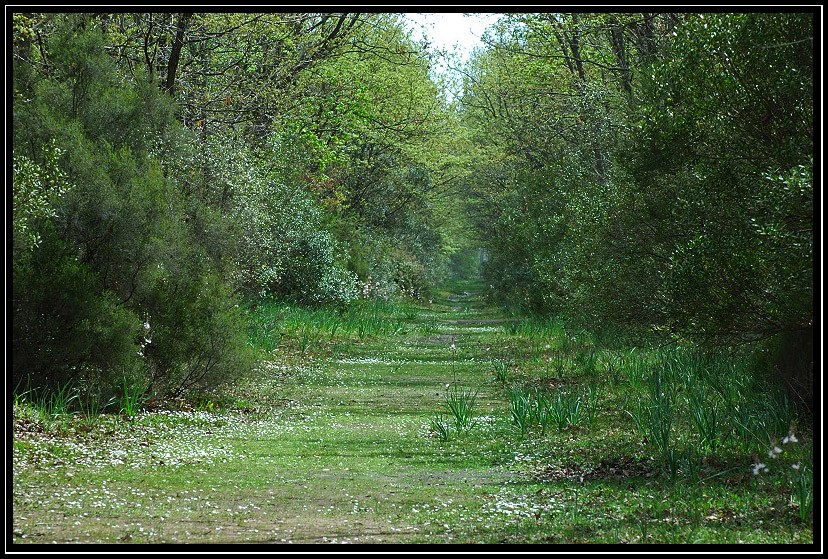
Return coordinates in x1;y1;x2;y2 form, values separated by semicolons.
503;316;566;341
119;376;148;419
546;390;585;432
246;300;286;352
492;359;510;384
74;386;117;427
419;317;440;335
620;348;650;391
575;345;599;376
15;380;79;421
688;385;721;453
429;414;453;442
628;368;676;461
443;386;478;433
508;385;595;436
341;299;408;338
508;386;533;436
247;297;413;352
792;463;814;524
624;344;810;491
45;382;80;418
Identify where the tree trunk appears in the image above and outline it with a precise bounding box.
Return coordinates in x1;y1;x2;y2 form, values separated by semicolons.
164;12;193;95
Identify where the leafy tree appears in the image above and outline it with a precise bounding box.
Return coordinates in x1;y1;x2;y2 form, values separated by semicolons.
12;13;252;400
461;12;813;408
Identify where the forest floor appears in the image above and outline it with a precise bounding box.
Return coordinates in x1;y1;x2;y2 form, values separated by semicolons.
11;281;815;547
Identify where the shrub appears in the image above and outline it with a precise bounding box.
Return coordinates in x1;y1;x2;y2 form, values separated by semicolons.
12;17;252;402
225;138;358;306
12;227;143;394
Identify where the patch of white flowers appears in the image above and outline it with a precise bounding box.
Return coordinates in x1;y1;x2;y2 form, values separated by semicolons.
137;319;152;357
752;424;801;475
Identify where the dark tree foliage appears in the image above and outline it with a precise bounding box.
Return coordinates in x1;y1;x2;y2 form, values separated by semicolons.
11;11;461;403
462;12;814;410
12;13;252;399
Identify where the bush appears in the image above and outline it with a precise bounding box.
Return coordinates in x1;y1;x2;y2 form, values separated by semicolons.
138;267;254;398
753;326;814;418
12;226;142;394
12;16;253;401
221;136;358;305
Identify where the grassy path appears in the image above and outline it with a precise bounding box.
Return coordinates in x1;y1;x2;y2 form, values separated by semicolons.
11;281;814;545
13;283;526;544
221;285;515;544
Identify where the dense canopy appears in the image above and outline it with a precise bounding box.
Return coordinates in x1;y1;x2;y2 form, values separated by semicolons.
12;11;813;410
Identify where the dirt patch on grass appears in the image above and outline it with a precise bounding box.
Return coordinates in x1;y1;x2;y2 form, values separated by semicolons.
12;510;421;544
240;514;421;544
417;467;519;487
534;456;658;483
444;318;514;325
414;334;457;345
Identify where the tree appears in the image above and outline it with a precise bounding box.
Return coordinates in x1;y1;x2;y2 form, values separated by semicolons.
12;13;252;399
460;11;813;409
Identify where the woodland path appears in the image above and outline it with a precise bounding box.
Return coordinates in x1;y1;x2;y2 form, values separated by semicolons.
13;284;529;545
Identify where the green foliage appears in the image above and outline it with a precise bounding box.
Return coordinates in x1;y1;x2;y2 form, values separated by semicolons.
12;141;73;255
615;13;812;347
687;386;721;453
118;375;148;419
793;464;814;524
16;10;813;444
12;13;252;401
429;414;453;442
442;386;478;433
620;344;803;475
344;226;440;301
508;384;593;436
137;264;254;396
11;268;815;544
13;11;464;412
508;386;533;436
12;226;143;392
628;369;676;460
23;381;79;420
463;12;813;410
246;297;413;354
229;157;359;305
544;390;586;432
491;359;510;385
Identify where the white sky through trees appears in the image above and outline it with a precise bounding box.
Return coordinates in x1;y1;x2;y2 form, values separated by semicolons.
404;12;499;59
403;12;501;99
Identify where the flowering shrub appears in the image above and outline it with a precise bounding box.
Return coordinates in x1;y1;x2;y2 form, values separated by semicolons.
215;136;357;306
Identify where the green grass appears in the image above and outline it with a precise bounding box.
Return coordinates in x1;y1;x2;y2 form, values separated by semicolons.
442;386;479;433
12;282;814;545
491;359;510;384
246;297;414;355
